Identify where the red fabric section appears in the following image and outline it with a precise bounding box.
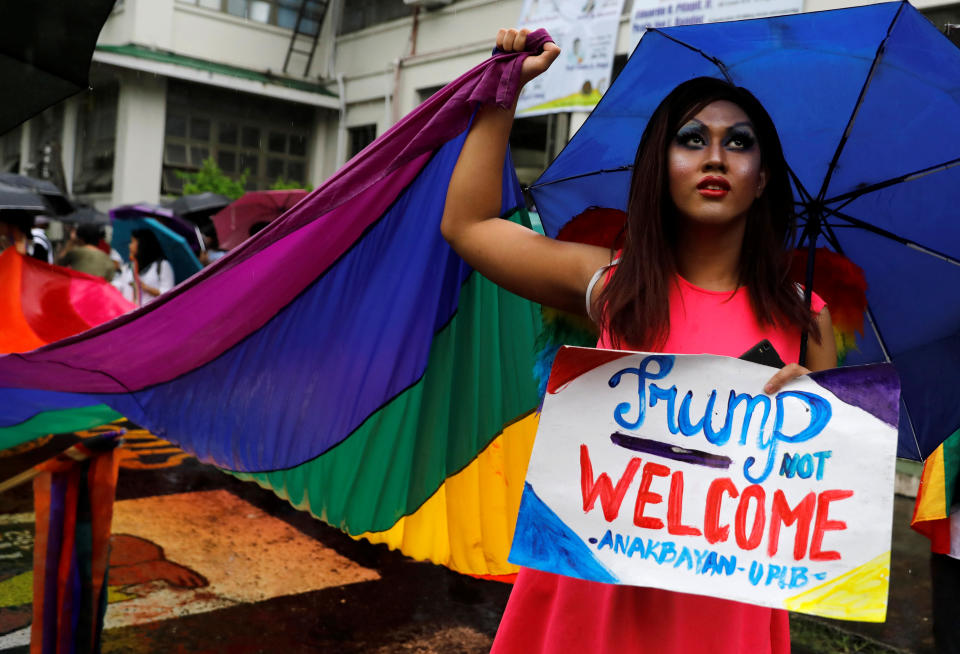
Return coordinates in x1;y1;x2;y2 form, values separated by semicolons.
30;474;51;653
547;348;633;394
0;248;46;353
469;573;518;583
913;518;952;555
31;444;120;653
19;256;93;343
68;275;134;328
18;251;134;343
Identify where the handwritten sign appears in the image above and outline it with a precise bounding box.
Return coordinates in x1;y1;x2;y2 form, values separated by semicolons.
516;0;626;116
509;347;899;622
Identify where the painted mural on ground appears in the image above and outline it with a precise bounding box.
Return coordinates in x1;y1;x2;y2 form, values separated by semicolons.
509;347;899;622
0;490;379;649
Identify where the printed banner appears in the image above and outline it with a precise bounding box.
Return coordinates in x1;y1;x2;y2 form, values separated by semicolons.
509;347;899;622
627;0;804;53
516;0;626;116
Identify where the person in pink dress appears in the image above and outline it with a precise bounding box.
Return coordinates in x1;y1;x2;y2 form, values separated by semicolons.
441;28;837;654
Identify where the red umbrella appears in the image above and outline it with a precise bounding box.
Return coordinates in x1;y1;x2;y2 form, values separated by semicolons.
212;190;308;250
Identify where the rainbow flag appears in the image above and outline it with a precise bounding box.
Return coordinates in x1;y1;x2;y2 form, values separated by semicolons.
31;436;121;654
0;34;555;579
0;249;133;443
0;251;132;652
912;429;960;553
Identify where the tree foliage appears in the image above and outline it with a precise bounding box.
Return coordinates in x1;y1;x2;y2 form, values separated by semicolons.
269;177;313;192
176;158;248;200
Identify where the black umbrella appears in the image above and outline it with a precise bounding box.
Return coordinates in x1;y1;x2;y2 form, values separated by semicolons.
60;206;109;226
1;1;117;135
0;183;47;212
0;173;73;215
169;193;231;221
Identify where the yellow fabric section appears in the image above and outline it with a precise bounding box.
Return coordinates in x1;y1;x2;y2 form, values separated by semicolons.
914;444;948;523
354;412;539;576
784;552;890;622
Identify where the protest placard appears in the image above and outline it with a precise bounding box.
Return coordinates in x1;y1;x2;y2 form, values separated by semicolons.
509;346;899;621
516;0;626;116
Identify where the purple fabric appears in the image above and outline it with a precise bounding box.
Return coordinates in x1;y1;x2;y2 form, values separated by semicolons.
41;473;66;654
809;364;901;428
0;29;553;393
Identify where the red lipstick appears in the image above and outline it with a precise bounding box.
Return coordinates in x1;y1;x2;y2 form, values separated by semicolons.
697;176;730;198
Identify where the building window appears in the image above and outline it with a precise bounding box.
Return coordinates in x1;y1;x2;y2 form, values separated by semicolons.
163;80;312;193
177;0;325;34
347;124;377;159
73;86;118;194
339;0;420;34
417;85;446;105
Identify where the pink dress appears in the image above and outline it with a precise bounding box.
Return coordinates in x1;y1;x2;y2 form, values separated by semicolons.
492;275;826;654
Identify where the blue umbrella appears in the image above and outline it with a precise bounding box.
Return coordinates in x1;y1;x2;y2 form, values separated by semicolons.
110;217;202;285
530;1;960;460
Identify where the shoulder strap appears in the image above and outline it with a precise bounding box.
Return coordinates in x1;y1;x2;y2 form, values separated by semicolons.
585;257;621;322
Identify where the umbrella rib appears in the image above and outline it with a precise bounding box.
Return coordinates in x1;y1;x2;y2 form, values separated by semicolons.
787;165;814;206
526;165;633;190
815;1;906;203
823;154;960;205
823;206;960;268
646;29;734;84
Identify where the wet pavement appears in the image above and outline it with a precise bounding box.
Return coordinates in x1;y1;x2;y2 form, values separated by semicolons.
0;424;942;653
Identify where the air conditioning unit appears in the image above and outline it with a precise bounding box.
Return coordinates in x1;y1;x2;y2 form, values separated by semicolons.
403;0;453;7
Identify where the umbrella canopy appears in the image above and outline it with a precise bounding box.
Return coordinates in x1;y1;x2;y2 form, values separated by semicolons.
109;215;203;285
110;204;204;254
1;1;117;134
212;190;308;250
0;173;73;215
169;192;231;221
60;206;109;226
0;183;46;212
529;1;960;460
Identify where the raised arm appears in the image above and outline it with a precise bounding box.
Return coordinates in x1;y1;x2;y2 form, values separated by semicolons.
441;28;611;316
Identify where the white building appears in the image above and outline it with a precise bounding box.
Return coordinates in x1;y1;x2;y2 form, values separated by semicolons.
7;0;960;209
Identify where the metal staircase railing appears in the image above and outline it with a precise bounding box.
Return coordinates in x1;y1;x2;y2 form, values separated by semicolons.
282;0;330;77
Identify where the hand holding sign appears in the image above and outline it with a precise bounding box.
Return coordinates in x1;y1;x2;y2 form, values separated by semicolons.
509;347;899;622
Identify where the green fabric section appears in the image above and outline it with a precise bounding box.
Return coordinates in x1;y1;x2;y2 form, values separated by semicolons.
940;428;960;509
0;405;122;451
232;217;542;534
96;44;337;97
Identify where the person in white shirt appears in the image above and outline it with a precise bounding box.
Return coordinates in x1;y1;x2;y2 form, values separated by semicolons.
116;228;174;306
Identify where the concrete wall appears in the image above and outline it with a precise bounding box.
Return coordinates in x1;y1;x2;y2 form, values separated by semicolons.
98;0;333;80
334;0;522;122
113;72;168;205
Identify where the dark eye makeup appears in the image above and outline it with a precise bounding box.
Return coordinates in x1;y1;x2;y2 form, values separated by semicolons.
675;123;706;148
726;127;757;150
673;121;758;151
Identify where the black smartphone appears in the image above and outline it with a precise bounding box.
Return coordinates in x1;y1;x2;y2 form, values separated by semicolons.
738;339;786;369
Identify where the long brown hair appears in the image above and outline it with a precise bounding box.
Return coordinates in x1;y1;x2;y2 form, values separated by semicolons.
594;77;817;349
